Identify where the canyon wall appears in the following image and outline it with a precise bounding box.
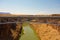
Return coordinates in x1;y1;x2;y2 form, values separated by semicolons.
0;23;22;40
30;23;60;40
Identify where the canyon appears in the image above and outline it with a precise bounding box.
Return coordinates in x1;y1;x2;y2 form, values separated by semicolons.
0;13;60;40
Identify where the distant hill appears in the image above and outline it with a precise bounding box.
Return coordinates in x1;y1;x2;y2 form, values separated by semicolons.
0;12;14;16
51;14;60;16
0;12;60;17
0;12;10;14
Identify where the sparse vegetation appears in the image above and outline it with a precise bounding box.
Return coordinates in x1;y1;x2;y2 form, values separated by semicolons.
0;13;60;40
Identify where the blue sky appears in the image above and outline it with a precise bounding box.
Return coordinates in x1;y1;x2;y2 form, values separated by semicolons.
0;0;60;15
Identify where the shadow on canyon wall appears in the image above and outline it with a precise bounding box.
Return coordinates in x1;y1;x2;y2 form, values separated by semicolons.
0;23;22;40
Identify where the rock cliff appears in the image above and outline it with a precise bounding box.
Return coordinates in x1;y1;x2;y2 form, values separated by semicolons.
0;23;22;40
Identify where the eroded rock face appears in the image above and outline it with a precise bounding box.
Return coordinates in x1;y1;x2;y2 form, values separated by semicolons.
0;23;22;40
10;23;22;40
30;23;60;40
0;24;10;40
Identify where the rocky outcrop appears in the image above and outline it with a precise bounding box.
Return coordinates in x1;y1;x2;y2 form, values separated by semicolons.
0;23;22;40
30;23;60;40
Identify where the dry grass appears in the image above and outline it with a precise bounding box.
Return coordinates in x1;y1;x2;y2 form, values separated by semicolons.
30;23;60;40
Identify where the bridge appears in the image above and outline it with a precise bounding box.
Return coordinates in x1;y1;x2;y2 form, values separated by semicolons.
0;16;60;25
0;16;60;23
0;16;60;40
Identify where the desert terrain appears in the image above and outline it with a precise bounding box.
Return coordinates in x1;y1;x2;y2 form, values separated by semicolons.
0;12;60;40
